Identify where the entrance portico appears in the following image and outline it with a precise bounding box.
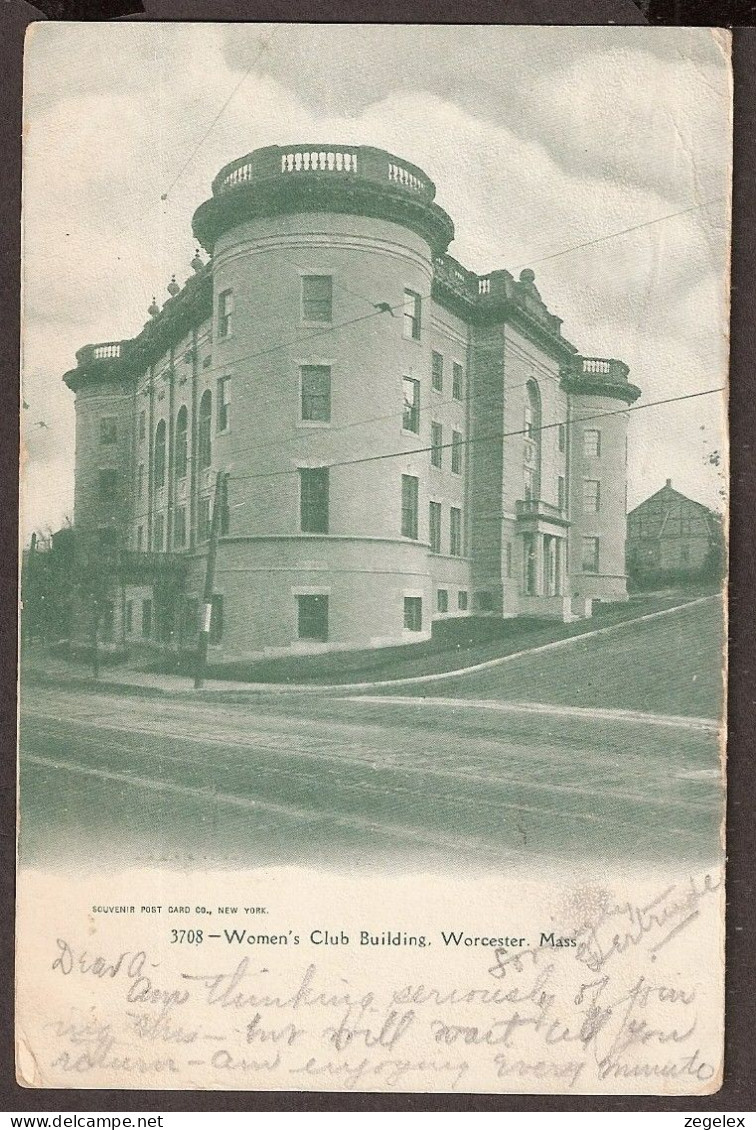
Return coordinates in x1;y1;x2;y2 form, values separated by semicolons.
516;499;572;618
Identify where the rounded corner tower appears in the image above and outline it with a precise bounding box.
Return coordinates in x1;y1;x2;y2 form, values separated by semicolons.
562;357;642;605
191;144;457;656
63;342;132;544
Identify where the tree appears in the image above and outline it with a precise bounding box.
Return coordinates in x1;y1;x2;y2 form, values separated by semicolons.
72;530;121;678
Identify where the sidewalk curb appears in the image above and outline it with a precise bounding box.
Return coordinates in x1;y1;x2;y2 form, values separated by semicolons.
23;595;717;700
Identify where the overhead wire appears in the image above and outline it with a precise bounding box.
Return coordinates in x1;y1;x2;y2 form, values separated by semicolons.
162;187;725;380
127;384;725;532
227;385;725;484
160;28;281;203
126;187;725;479
515;197;726;271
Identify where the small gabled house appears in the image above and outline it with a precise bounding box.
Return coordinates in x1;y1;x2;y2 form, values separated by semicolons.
626;479;724;588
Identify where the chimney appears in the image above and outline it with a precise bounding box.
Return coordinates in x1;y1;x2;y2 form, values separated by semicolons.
666;478;672;488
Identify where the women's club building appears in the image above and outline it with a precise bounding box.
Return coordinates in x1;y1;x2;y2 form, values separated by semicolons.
64;144;640;659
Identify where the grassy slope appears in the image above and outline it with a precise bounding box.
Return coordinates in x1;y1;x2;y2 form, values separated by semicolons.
150;593;698;685
400;595;725;718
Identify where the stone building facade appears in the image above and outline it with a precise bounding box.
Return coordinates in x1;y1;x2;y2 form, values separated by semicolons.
63;144;640;660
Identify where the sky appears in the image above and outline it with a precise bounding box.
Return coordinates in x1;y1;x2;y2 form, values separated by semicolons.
21;23;731;543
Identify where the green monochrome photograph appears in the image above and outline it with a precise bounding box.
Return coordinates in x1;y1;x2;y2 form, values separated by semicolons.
16;23;729;1095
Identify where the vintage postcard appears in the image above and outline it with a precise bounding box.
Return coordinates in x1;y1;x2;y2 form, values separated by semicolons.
17;24;730;1094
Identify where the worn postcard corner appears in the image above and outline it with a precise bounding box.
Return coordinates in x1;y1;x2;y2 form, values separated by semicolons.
18;23;730;1096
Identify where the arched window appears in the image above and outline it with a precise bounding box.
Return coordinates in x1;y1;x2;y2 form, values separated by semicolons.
198;390;212;469
524;379;541;500
174;406;188;480
154;419;167;489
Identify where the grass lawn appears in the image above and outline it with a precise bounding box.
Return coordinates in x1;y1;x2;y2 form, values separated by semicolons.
147;590;716;687
400;594;725;719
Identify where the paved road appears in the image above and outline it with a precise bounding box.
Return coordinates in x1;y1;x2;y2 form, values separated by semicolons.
19;685;723;873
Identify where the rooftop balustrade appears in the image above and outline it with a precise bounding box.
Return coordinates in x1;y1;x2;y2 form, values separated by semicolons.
574;356;630;383
561;354;640;403
92;342;122;360
74;341;127;369
432;258;566;340
213;144;436;202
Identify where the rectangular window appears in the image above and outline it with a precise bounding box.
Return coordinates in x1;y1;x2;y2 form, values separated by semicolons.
299;467;329;534
524;465;536;501
431;351;443;391
100;417;117;445
450;507;462;556
402;377;420;433
141;599;152;638
403;289;421;340
297;594;329;641
583;479;601;513
198;496;211;543
584;429;601;459
582;536;600;574
174;506;186;548
153;512;165;551
300;365;331;422
558;423;566;452
458;590;468;611
451;430;463;475
429;501;441;553
452;362;463;401
218;289;233;338
437;589;449;613
209;595;224;644
302;275;333;323
139;410;146;441
506;541;512;578
401;475;419;539
137;463;145;502
217;376;231;432
430;421;443;467
125;601;133;635
404;596;422;632
558;475;566;511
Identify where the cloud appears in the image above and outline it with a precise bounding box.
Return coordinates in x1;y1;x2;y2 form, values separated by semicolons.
222;25;729;206
20;23;731;539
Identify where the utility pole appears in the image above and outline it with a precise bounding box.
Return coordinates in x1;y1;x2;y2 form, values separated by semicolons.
194;471;227;689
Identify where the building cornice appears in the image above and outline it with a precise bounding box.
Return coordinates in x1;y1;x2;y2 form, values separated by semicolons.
560;370;641;405
61;145;639;408
63;268;213;392
432;257;580;366
193;172;455;258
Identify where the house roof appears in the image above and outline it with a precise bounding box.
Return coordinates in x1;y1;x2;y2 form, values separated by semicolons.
628;479;720;521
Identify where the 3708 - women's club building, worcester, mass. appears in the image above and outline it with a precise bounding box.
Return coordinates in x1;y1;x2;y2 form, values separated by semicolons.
63;144;641;660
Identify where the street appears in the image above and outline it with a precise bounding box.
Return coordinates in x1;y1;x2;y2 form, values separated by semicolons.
19;684;723;872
